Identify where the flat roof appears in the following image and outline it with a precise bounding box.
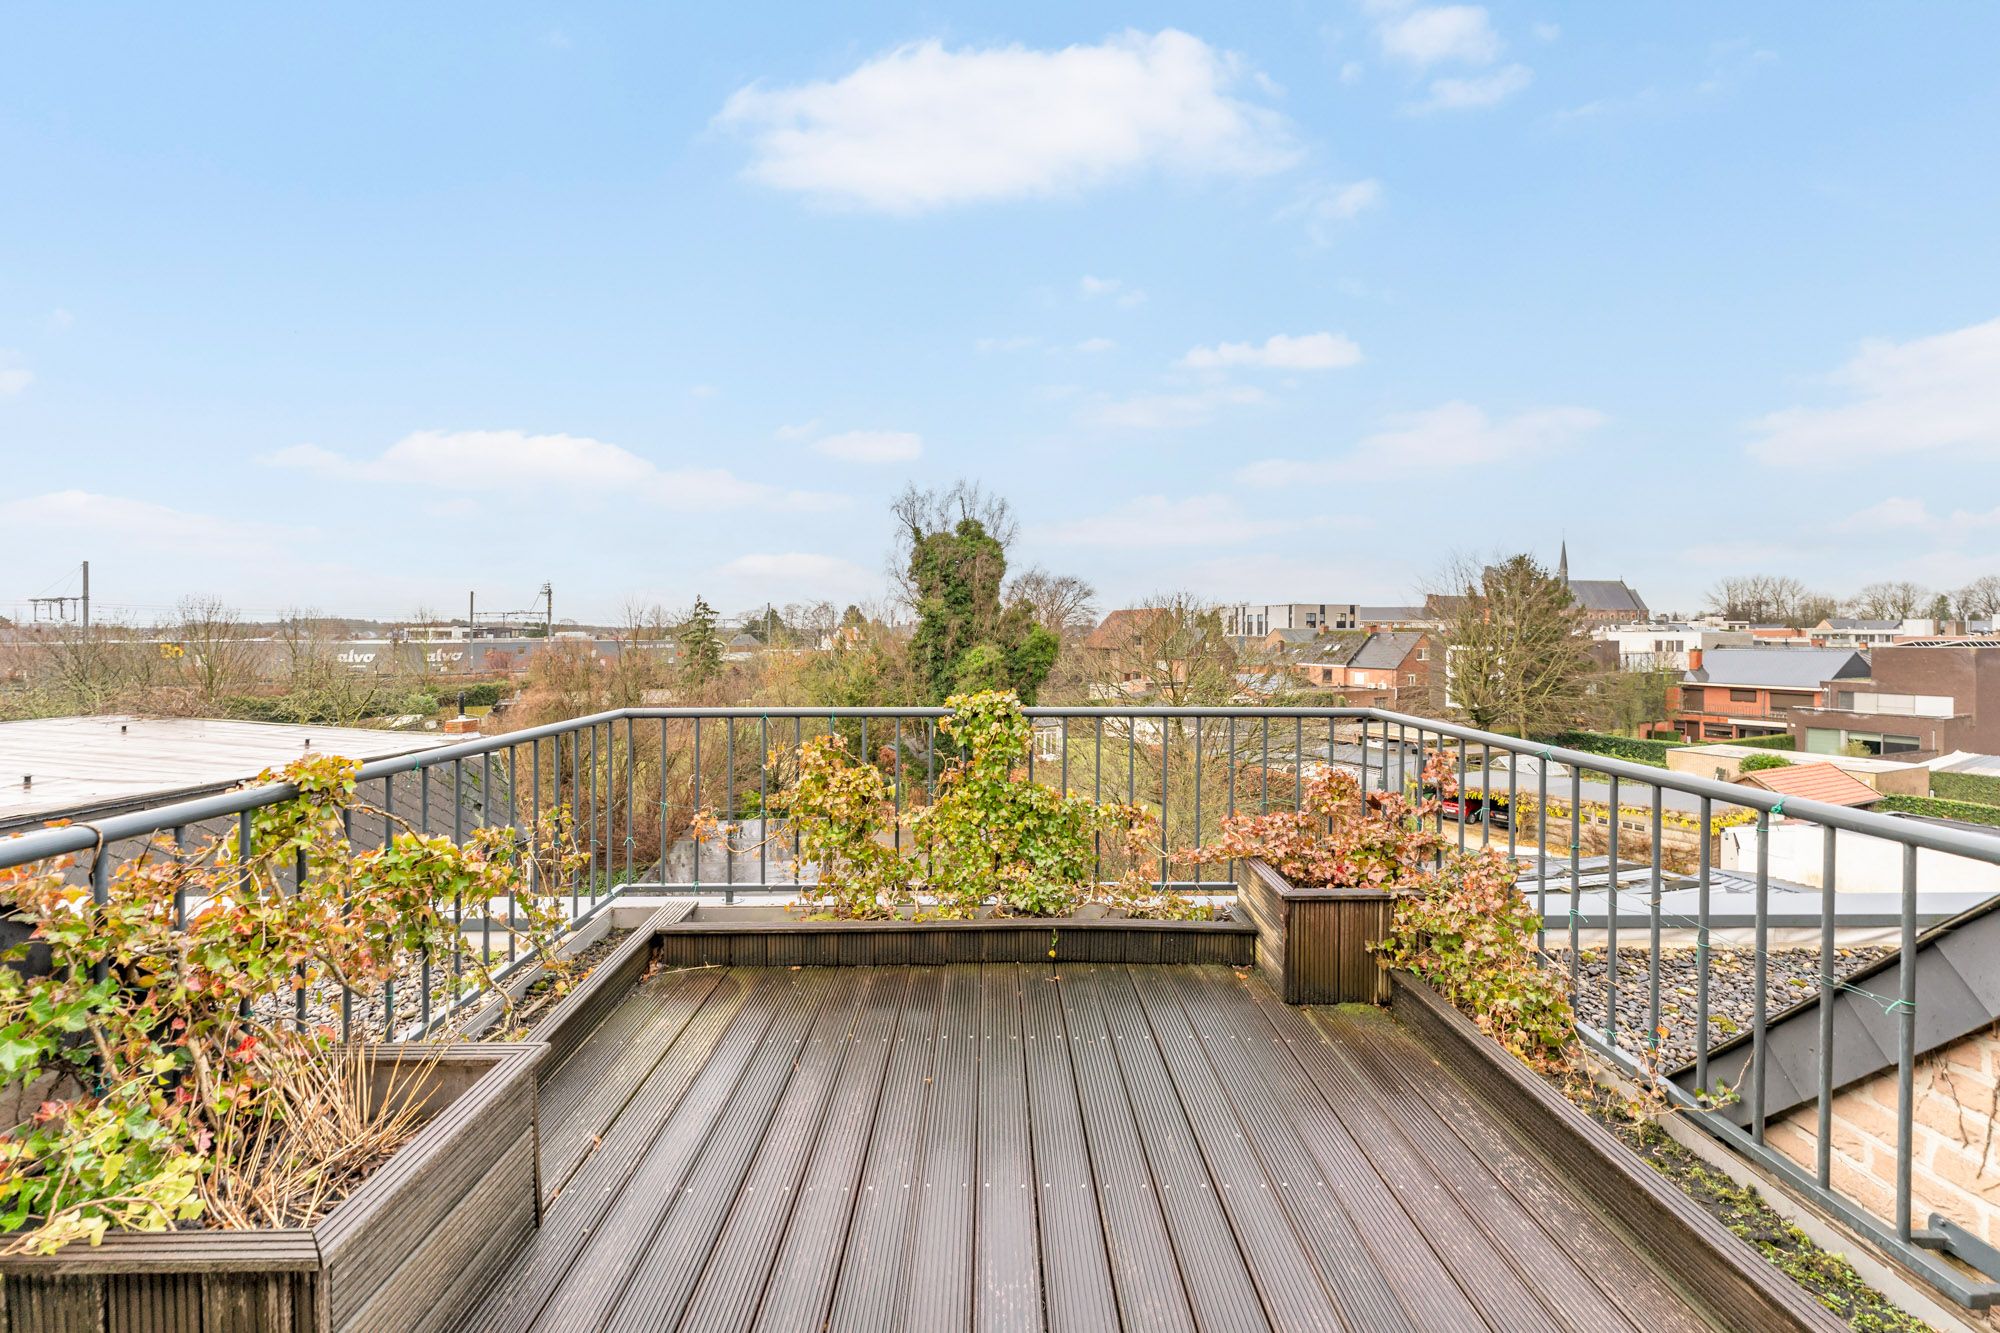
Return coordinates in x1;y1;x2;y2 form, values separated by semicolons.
0;715;447;828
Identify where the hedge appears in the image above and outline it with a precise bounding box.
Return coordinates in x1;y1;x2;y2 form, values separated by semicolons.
1535;730;1677;768
1738;753;1791;772
1701;733;1795;752
1932;771;2000;807
1875;794;2000;828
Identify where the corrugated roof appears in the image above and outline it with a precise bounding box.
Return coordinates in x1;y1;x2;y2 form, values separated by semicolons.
1683;647;1870;689
1738;762;1881;807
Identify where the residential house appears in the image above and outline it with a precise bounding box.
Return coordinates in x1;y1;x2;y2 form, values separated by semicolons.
1292;631;1432;709
1659;646;1870;742
1790;640;2000;758
1219;602;1358;639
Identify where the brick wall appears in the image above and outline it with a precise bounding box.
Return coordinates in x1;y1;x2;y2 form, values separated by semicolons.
1766;1024;2000;1267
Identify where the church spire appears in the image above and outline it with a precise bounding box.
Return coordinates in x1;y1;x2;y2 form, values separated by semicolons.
1557;539;1569;584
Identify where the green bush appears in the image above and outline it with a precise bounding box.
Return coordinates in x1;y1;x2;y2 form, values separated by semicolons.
1874;795;2000;828
457;682;507;708
1739;753;1791;773
1931;771;2000;807
1536;730;1678;768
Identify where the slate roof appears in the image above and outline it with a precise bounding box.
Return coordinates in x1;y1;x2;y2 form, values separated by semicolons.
1682;647;1870;690
1567;579;1649;616
1738;762;1881;807
1349;631;1426;670
1824;618;1901;631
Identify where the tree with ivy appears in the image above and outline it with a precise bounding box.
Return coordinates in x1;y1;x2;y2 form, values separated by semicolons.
676;595;724;687
895;483;1060;704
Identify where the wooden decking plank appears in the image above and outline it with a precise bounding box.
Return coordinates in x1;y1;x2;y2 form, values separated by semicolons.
1120;966;1348;1333
1145;967;1416;1333
1053;966;1198;1333
537;968;827;1333
823;967;947;1332
747;969;915;1333
902;965;984;1330
973;965;1043;1333
603;968;866;1333
454;969;756;1333
539;966;726;1197
1019;965;1122;1333
1077;965;1268;1333
1310;1006;1642;1333
1181;968;1489;1333
1238;978;1565;1333
1321;1005;1715;1333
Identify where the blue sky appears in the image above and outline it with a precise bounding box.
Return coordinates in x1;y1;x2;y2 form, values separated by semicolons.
3;3;1998;625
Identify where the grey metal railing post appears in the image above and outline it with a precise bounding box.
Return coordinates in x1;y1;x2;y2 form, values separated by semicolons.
1896;842;1918;1240
1648;785;1662;1059
1817;825;1837;1188
1606;773;1620;1048
1694;795;1712;1095
1752;810;1771;1144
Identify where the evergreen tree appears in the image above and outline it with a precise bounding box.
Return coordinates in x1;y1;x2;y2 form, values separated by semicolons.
676;595;724;687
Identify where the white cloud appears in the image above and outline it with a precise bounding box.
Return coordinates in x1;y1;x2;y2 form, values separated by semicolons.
1281;179;1383;246
1073;337;1117;354
265;429;841;510
773;419;822;440
714;552;880;600
1237;401;1604;483
0;490;282;556
48;309;75;332
1411;63;1532;110
689;384;719;399
1378;6;1501;68
811;429;923;464
1087;384;1267;429
1748;317;2000;464
1035;494;1293;548
1533;21;1562;42
716;30;1299;213
1837;496;2000;538
1080;275;1147;307
0;353;32;397
1180;331;1362;371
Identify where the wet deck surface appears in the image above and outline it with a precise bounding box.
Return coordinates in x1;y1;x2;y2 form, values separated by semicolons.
456;963;1723;1332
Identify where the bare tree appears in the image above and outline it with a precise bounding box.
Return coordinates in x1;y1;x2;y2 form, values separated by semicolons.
171;596;260;704
1847;580;1929;620
1006;567;1098;637
1956;576;2000;620
1078;593;1239;708
1704;574;1835;626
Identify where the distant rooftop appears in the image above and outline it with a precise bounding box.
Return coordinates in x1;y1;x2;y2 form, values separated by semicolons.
1683;647;1871;690
1739;762;1882;807
0;715;446;829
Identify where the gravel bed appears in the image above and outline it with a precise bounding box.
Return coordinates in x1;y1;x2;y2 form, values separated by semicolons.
1546;946;1892;1071
248;926;626;1040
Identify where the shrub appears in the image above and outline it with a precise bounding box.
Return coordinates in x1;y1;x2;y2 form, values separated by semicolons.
1191;751;1453;889
0;755;581;1255
1738;753;1792;772
458;682;507;709
1378;851;1576;1073
1704;733;1795;751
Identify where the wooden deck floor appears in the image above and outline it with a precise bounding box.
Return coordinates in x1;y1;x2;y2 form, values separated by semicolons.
455;963;1724;1333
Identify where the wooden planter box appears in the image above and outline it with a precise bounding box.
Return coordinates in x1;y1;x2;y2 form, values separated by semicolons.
646;904;1257;969
0;1043;545;1333
1236;859;1401;1004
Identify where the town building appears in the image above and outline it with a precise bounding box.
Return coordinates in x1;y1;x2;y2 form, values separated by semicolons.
1789;639;2000;758
1218;602;1360;639
1660;646;1870;742
1592;624;1753;671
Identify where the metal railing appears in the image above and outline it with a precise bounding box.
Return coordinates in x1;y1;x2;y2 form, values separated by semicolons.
4;704;1999;1304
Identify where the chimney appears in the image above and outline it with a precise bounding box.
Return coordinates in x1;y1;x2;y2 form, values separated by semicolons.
1688;647;1704;673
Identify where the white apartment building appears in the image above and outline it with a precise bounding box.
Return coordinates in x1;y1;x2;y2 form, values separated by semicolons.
1222;603;1359;639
